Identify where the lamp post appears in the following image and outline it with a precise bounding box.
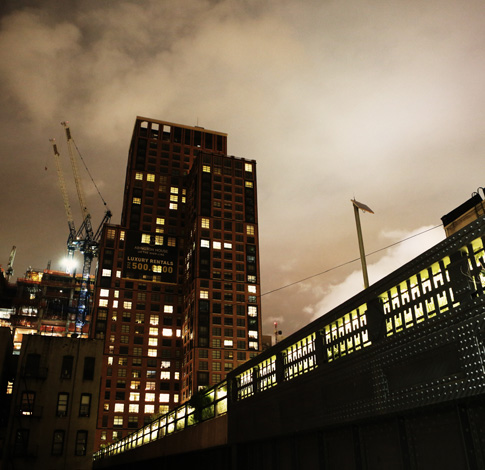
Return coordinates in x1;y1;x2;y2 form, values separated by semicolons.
351;199;374;289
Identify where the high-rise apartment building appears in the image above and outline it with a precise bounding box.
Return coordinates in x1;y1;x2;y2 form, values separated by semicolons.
92;117;262;449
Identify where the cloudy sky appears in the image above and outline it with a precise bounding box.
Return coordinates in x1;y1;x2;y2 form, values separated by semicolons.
1;0;484;337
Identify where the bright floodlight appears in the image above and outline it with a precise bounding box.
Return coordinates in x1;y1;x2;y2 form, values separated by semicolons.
61;256;78;274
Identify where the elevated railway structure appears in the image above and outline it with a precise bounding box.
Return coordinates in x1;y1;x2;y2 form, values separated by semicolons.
94;209;485;469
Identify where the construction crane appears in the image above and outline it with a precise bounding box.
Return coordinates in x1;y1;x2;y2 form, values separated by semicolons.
50;122;112;331
6;246;16;281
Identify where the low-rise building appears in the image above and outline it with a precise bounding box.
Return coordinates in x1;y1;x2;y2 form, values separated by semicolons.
2;335;103;470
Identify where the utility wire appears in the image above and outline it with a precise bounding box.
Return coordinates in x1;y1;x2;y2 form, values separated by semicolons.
260;223;443;298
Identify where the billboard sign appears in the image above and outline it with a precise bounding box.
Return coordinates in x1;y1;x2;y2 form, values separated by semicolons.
123;231;178;283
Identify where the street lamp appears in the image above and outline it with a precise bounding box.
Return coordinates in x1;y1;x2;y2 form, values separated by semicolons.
351;199;374;289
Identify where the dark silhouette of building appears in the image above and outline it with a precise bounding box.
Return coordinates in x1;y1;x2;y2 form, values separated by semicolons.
91;117;262;449
2;335;103;470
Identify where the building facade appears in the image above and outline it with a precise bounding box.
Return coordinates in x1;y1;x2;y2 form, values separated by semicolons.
92;117;262;449
2;335;102;470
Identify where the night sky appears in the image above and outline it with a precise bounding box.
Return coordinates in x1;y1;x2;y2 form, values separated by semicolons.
1;0;484;337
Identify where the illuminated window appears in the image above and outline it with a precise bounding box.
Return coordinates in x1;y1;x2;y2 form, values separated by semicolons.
249;331;258;339
108;356;113;365
246;225;255;235
129;404;139;413
174;372;180;380
176;329;181;337
129;392;140;402
156;227;164;233
156;218;165;225
145;393;155;402
159;393;170;402
120;231;125;241
149;328;158;335
170;187;179;194
200;291;208;299
248;285;257;293
249;341;258;349
162;328;172;337
248;306;257;316
150;315;159;325
116;270;121;278
167;237;176;247
170;194;178;202
169;203;178;210
155;235;163;245
148;349;157;357
201;218;210;228
114;290;119;298
135;172;143;180
107;228;116;239
147;174;155;182
146;382;156;390
160;371;170;380
164;305;173;314
98;299;108;307
248;275;256;283
113;416;123;427
145;404;155;414
161;361;170;369
141;234;151;244
114;403;124;412
102;269;111;277
224;339;233;348
213;241;221;250
133;197;141;204
224;242;232;249
201;239;210;248
130;381;140;390
203;165;211;173
245;163;253;172
123;301;132;310
112;300;118;308
245;181;253;188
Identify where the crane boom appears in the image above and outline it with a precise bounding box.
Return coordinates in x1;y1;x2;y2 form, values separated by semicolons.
61;121;90;224
50;138;78;269
50;138;76;234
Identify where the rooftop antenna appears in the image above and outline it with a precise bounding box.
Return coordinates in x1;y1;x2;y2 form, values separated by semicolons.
351;199;374;289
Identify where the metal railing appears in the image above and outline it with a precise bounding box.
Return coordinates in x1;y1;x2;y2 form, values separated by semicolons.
230;217;485;402
93;381;227;461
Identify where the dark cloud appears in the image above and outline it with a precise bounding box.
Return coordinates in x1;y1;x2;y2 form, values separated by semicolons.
1;0;484;336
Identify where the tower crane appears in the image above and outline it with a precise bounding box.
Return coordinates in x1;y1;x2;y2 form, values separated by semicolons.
50;122;112;331
6;246;16;281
